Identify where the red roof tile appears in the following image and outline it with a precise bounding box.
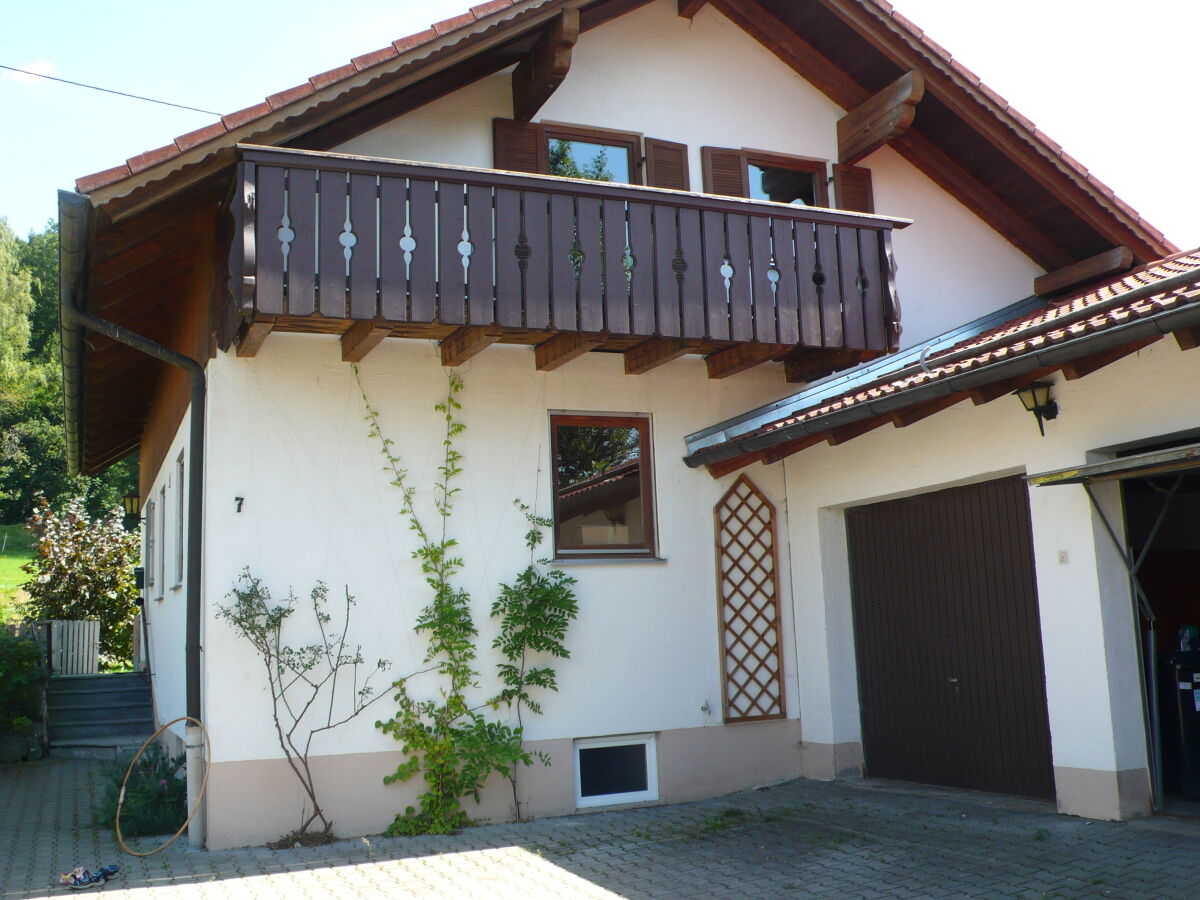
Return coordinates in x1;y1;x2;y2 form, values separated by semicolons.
221;102;272;131
265;82;315;111
76;164;133;195
725;252;1200;450
174;121;227;153
433;11;478;36
126;144;181;175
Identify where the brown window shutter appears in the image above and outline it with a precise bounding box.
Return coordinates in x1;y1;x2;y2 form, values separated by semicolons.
833;164;874;214
701;146;749;197
645;138;690;191
493;118;548;173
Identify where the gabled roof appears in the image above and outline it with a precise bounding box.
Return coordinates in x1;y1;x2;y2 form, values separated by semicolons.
75;0;1172;270
685;250;1200;470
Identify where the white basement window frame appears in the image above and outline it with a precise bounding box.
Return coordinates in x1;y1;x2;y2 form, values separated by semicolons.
574;734;659;808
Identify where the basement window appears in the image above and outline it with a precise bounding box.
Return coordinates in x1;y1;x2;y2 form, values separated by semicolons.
575;734;658;808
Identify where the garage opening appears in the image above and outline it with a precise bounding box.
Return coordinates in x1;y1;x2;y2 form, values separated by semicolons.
1030;440;1200;815
845;475;1056;800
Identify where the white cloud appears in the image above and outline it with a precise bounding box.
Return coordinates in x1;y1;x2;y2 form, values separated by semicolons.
2;60;55;87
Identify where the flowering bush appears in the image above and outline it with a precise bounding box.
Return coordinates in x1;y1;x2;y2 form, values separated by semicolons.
21;495;139;667
95;742;187;836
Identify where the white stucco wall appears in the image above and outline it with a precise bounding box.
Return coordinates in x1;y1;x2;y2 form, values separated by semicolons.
783;337;1200;792
140;408;193;743
336;0;1041;350
200;335;799;764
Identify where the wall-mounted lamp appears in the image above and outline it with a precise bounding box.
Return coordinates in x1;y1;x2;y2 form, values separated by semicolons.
1014;381;1058;436
122;491;141;517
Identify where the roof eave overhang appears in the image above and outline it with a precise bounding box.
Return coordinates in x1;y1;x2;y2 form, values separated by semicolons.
684;297;1200;468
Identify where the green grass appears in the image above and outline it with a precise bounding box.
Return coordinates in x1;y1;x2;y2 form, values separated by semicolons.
0;523;34;623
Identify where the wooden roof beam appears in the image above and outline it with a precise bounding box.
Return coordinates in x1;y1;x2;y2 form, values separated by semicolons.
678;0;708;18
623;337;697;374
760;433;825;464
837;70;925;165
342;320;392;363
512;8;579;122
236;318;275;358
1059;337;1158;381
826;417;888;446
440;325;503;367
1174;325;1200;352
705;343;778;379
889;393;967;427
706;452;762;479
966;366;1058;405
1034;246;1135;297
534;331;606;371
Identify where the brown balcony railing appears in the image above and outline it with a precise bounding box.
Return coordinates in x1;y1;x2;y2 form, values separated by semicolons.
231;145;906;353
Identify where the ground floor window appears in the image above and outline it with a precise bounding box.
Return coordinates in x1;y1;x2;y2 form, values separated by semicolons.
575;734;658;808
550;413;655;558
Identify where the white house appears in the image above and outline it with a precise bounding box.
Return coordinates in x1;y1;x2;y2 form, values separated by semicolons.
59;0;1198;849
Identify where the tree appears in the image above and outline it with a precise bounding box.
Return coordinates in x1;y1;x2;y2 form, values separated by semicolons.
21;495;140;666
0;218;136;523
555;424;639;486
549;140;615;182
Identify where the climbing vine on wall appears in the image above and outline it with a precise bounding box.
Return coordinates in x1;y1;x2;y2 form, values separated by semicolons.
355;365;577;835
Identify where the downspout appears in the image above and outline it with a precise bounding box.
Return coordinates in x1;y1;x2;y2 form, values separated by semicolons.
59;190;207;848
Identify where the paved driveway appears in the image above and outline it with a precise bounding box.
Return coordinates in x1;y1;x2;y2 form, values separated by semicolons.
2;758;1199;899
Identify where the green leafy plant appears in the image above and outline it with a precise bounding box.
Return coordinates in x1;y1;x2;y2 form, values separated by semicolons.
217;573;391;840
0;629;46;732
358;367;578;834
95;743;186;837
21;494;139;667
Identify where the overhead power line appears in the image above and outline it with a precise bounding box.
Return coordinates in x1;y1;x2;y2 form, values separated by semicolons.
0;64;221;116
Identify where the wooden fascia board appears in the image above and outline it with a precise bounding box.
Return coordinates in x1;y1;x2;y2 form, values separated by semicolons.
837;70;925;165
512;8;580;121
1034;246;1135;297
813;0;1173;261
88;0;580;218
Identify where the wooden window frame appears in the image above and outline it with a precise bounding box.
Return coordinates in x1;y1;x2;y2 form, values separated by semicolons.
744;149;830;207
550;412;656;559
173;452;185;588
542;122;645;186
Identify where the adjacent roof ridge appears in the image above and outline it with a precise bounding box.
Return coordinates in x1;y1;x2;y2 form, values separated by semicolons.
76;0;538;195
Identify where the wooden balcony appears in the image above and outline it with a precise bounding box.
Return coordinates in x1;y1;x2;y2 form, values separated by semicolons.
229;145;908;377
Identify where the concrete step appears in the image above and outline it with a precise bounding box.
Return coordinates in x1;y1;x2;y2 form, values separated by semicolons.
51;733;155;761
49;701;154;725
49;718;154;743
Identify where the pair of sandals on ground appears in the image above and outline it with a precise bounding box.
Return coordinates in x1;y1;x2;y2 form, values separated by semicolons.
58;865;119;889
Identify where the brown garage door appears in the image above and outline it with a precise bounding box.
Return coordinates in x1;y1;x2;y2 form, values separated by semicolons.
846;475;1055;800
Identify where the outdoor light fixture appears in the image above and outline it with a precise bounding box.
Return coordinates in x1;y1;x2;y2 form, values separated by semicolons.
122;491;141;517
1014;381;1058;436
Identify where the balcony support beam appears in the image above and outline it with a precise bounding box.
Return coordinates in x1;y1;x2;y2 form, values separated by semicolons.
512;9;579;122
837;70;925;166
624;337;697;374
535;331;606;371
440;325;503;367
783;347;873;383
236;318;275;358
705;343;778;379
341;320;391;363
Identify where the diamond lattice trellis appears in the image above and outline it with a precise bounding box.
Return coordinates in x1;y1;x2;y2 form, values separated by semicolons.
714;475;784;722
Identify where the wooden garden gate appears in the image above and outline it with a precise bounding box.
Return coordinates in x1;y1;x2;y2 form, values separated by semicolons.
714;475;785;722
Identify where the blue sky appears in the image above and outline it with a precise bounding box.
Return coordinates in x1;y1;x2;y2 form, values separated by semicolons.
2;0;1197;251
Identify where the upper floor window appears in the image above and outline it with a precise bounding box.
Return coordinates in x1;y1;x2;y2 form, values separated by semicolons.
494;118;690;191
702;145;874;214
551;413;655;558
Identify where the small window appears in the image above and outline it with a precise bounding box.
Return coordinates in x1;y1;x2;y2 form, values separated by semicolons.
551;414;654;558
144;499;156;592
575;735;658;808
174;452;185;586
545;124;639;185
157;485;166;598
702;146;830;208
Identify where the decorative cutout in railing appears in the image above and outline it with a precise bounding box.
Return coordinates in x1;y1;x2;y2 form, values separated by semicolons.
236;148;903;351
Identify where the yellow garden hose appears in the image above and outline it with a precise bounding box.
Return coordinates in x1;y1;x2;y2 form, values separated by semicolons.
114;716;211;857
